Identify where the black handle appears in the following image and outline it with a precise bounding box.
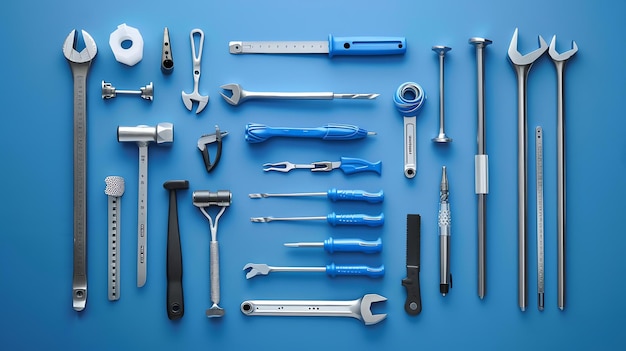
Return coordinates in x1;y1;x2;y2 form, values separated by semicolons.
402;267;422;315
165;182;188;320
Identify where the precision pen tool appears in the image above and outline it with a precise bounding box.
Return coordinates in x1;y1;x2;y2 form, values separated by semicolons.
229;35;406;57
438;167;452;296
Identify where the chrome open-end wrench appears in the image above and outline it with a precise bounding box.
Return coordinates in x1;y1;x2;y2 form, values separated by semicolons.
182;29;208;114
508;28;548;312
549;36;577;311
240;294;387;325
63;29;97;312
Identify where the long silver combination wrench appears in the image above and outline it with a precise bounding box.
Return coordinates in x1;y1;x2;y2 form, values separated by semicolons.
508;28;548;312
240;294;387;325
63;29;97;312
549;36;577;311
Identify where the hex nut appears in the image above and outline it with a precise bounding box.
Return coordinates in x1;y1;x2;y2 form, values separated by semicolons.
109;23;144;66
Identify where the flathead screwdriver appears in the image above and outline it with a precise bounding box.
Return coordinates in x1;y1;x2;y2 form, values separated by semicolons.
249;189;383;203
285;237;382;254
250;212;384;227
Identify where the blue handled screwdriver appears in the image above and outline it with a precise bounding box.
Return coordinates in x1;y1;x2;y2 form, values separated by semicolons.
284;237;382;254
250;212;384;227
249;189;384;203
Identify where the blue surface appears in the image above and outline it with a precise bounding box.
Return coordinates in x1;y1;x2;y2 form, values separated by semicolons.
1;0;624;349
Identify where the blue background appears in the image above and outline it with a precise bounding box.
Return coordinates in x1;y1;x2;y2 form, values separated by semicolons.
1;0;624;350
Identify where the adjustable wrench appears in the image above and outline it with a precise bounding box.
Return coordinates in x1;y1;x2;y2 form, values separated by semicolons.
63;29;97;312
508;28;548;312
240;294;387;325
549;36;578;311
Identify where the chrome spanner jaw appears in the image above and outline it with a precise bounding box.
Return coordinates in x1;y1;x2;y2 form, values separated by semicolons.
63;29;98;64
548;36;578;62
240;294;387;325
507;28;548;67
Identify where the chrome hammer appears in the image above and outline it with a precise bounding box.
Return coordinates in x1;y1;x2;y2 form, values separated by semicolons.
118;123;174;287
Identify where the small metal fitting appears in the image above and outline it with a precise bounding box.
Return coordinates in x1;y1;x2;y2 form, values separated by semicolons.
102;80;154;101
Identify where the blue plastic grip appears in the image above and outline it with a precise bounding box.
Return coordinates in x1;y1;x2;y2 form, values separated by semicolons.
327;189;384;203
328;35;406;57
326;212;384;227
319;124;370;140
338;157;382;175
325;263;385;278
323;237;382;254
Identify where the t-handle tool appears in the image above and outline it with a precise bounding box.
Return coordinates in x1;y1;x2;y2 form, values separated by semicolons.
250;212;384;227
219;83;379;106
197;125;228;173
193;190;232;318
508;28;548;312
118;123;174;287
263;157;382;175
284;237;382;254
164;180;189;320
394;82;426;178
249;188;384;203
240;294;388;326
245;123;376;143
243;263;384;279
182;29;208;114
104;176;125;301
63;28;97;312
549;35;577;311
229;34;406;57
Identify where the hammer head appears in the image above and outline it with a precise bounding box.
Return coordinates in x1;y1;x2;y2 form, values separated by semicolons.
192;190;232;207
163;180;189;191
117;122;173;144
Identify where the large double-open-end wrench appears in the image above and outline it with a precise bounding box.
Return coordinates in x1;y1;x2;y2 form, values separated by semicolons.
63;29;97;312
240;294;387;326
549;36;577;311
508;28;548;312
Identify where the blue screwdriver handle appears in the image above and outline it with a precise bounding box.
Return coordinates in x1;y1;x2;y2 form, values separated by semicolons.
324;237;382;254
326;212;384;227
328;35;406;57
338;157;382;175
327;189;384;203
325;263;385;278
245;123;372;143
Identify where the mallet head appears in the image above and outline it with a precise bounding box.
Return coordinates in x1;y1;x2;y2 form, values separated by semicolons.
117;123;174;145
192;190;232;207
163;180;189;191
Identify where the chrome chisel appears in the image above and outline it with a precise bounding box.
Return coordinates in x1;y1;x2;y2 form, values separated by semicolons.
229;34;406;57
